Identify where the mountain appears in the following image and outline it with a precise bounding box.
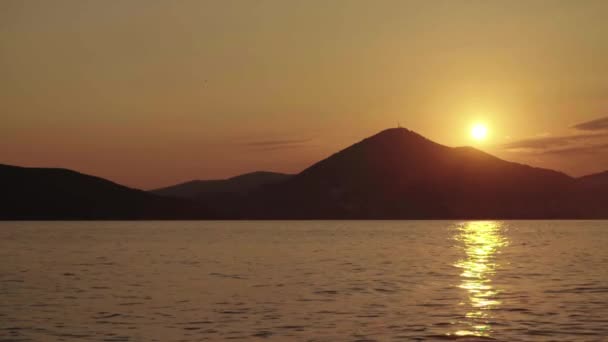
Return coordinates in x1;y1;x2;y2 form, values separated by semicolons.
578;171;608;188
0;164;205;219
2;128;606;220
571;171;608;218
151;171;292;199
245;128;583;219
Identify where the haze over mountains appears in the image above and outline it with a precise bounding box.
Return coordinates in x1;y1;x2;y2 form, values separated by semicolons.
1;128;606;219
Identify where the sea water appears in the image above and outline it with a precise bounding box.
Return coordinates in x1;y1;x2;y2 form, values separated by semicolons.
1;221;607;341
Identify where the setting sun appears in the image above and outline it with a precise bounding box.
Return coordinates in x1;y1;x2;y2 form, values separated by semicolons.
471;124;488;141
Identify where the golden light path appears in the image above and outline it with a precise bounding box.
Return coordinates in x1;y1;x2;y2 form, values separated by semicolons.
450;221;508;338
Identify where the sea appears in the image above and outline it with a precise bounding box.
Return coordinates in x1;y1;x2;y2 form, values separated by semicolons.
1;221;607;341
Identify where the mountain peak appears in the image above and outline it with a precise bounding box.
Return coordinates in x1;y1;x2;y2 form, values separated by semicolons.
370;127;415;139
367;127;439;143
350;127;447;156
380;126;411;132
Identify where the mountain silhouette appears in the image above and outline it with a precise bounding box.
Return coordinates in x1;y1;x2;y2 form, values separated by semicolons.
0;164;204;219
243;128;590;219
152;171;292;199
570;170;608;218
1;128;606;219
577;170;608;188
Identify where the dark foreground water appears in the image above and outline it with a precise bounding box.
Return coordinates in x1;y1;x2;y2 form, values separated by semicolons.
1;221;607;342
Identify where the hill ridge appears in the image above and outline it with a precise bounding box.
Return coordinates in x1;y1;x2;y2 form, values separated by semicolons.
1;127;606;219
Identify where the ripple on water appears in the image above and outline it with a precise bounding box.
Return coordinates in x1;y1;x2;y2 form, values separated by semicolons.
1;220;607;342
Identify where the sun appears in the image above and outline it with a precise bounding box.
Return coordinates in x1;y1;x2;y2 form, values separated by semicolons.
470;123;488;141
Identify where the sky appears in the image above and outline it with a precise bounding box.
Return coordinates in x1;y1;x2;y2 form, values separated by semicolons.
2;0;608;189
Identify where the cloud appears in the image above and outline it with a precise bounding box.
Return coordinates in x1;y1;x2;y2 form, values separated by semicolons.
246;138;312;147
245;138;312;151
500;132;608;150
572;116;608;131
542;142;608;156
249;144;310;152
500;116;608;156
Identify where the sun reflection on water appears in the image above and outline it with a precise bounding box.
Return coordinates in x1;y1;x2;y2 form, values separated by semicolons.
450;221;508;338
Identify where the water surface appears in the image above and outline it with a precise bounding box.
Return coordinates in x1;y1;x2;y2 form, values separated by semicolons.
1;221;607;341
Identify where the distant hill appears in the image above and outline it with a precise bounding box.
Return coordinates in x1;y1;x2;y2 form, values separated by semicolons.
1;128;607;219
578;171;608;188
0;164;205;219
571;171;608;218
245;128;584;219
151;171;292;199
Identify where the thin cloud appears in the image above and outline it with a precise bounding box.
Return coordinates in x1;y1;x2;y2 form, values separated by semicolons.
500;115;608;156
250;144;311;152
246;138;312;147
542;142;608;156
245;138;312;151
572;116;608;131
500;133;608;150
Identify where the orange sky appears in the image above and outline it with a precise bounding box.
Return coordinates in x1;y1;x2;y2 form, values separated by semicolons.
2;1;608;189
